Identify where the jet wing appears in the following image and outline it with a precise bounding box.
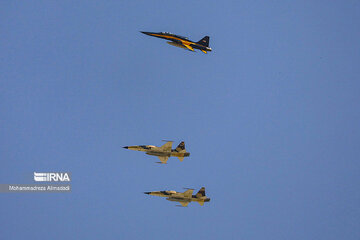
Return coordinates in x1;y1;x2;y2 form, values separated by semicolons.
183;44;194;51
158;141;173;152
182;189;194;198
201;50;207;54
180;202;189;207
157;156;169;164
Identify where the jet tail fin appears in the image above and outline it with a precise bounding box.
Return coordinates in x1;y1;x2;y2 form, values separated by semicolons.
174;141;186;153
195;187;206;198
197;36;210;47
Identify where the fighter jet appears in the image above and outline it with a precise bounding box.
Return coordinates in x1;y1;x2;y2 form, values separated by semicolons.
144;187;210;207
140;31;212;53
123;141;190;164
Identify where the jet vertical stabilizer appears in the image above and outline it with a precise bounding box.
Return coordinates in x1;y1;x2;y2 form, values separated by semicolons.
174;141;186;153
195;187;206;198
196;36;210;47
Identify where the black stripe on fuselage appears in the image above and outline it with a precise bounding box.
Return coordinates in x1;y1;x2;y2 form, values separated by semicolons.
144;32;189;41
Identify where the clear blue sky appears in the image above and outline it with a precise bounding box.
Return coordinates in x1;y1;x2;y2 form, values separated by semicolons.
1;1;360;239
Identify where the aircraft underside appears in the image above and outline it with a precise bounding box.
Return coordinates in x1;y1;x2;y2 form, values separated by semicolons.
146;152;170;157
167;197;190;202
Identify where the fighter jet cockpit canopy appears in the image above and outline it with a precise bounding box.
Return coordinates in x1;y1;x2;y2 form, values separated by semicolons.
161;32;188;40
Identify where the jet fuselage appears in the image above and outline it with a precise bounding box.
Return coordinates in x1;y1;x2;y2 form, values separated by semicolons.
124;145;190;157
144;187;210;206
141;31;212;53
166;197;211;204
145;191;210;203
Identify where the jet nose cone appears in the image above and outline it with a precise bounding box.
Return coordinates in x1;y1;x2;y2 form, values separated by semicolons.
123;146;128;149
144;192;151;195
140;31;151;35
